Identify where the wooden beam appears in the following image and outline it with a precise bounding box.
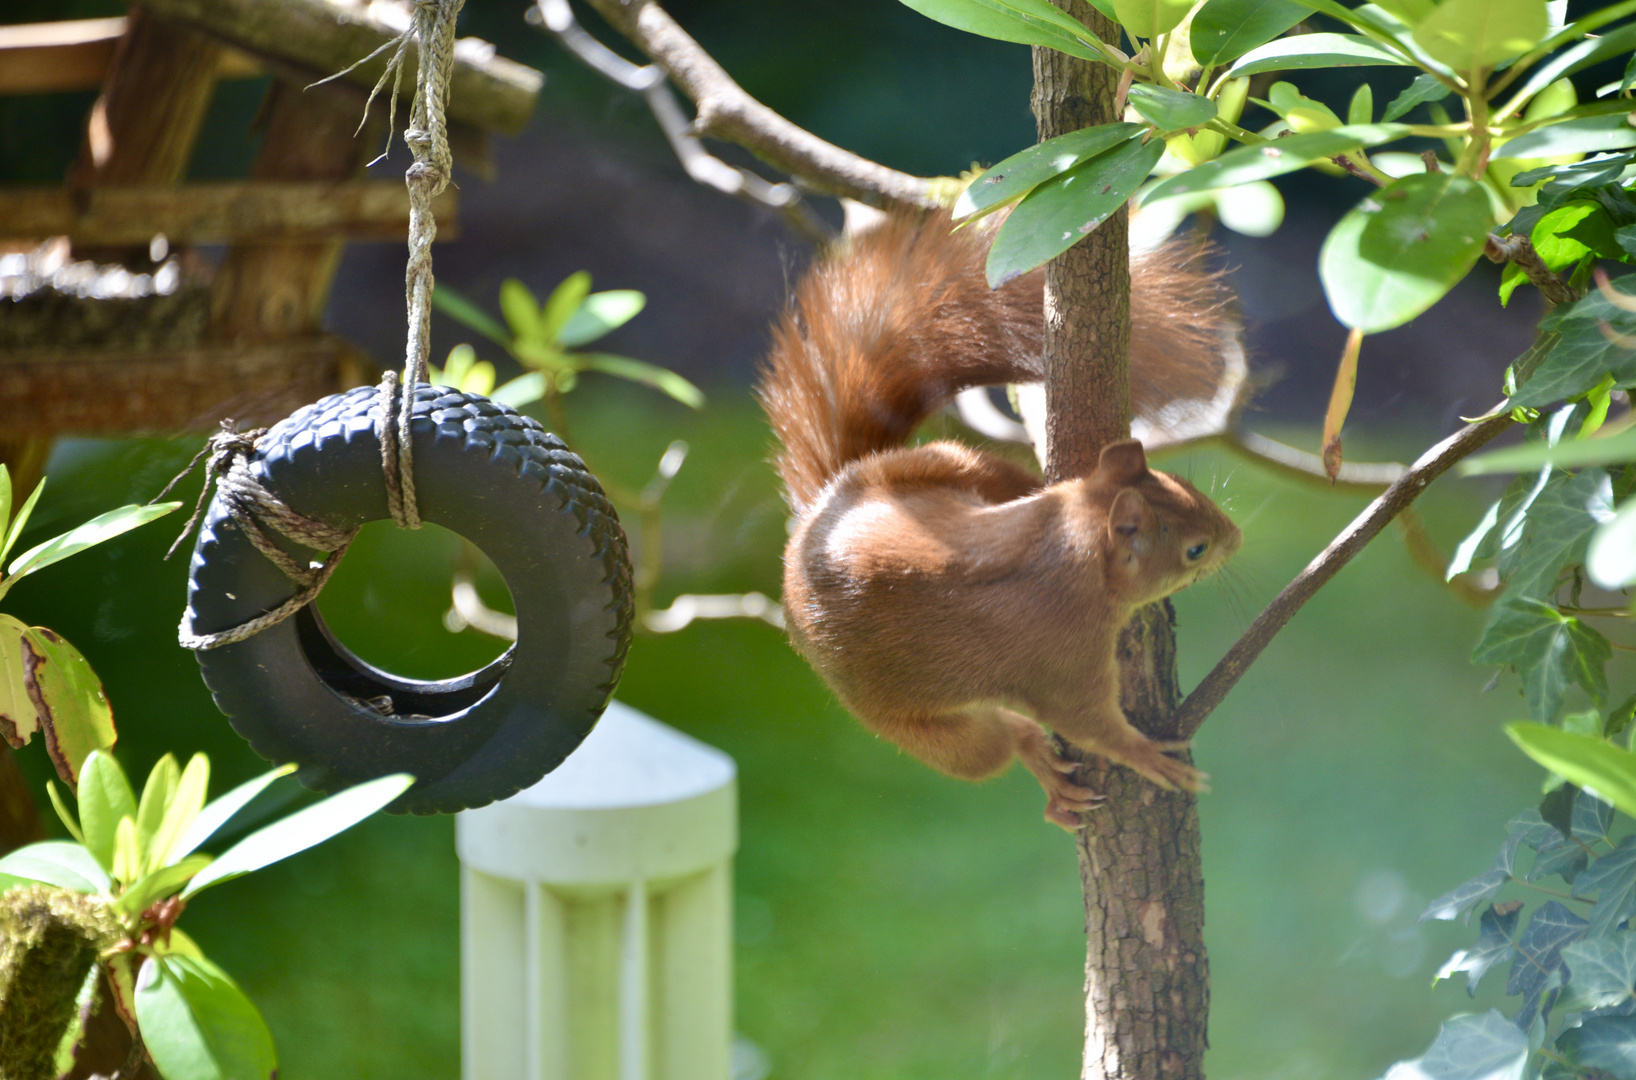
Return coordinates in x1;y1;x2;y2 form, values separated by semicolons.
139;0;542;135
0;18;260;96
0;337;373;436
0;183;460;246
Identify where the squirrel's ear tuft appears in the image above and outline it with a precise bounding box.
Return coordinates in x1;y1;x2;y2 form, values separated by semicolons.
1108;488;1150;543
1097;440;1148;486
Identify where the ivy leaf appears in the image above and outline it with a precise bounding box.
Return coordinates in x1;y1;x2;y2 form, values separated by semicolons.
1378;1009;1529;1080
956;123;1143;219
1588;499;1636;590
1127;84;1217;131
1436;902;1524;995
1573;837;1636;939
1189;0;1308;66
1508;725;1636;824
1556;1015;1636;1077
1512;276;1636;408
1447;498;1501;578
1500;468;1615;600
986;135;1165;287
1508;801;1606;884
1384;72;1452;122
1319;173;1493;334
1475;596;1610;724
1509;900;1588;1028
1412;0;1546;72
1540;783;1578;841
1498;114;1636;161
1562;933;1636;1011
1142;124;1408;202
1227;32;1412;76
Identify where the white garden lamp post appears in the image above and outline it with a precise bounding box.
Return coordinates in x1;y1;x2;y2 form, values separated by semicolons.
457;701;737;1080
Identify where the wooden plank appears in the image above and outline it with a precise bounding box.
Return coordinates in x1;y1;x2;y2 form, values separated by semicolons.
0;183;460;245
0;337;373;436
0;17;262;96
139;0;542;135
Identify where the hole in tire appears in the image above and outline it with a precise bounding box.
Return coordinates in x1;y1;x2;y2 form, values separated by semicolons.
314;520;515;682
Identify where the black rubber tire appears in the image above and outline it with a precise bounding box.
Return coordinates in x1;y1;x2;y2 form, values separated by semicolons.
185;384;634;814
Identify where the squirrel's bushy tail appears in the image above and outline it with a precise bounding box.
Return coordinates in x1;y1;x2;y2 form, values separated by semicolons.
757;210;1235;511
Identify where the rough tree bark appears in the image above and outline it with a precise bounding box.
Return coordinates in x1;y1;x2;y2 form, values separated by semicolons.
1033;9;1210;1078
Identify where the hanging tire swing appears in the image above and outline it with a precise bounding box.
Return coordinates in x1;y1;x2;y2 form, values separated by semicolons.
182;387;633;814
175;0;633;814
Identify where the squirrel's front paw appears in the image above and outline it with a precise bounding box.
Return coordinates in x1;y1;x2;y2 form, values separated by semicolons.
1120;739;1210;794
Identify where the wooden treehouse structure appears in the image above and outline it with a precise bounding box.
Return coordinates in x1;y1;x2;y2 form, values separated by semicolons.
0;0;543;491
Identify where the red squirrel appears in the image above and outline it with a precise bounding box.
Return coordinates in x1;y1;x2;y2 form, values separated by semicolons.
757;211;1243;829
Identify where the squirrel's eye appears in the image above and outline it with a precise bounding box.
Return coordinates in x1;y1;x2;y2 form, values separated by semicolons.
1186;543;1208;560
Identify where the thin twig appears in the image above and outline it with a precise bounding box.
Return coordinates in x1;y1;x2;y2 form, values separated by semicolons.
1397;505;1500;607
1485;234;1579;307
1175;410;1516;739
574;0;942;210
1220;429;1405;493
529;0;834;243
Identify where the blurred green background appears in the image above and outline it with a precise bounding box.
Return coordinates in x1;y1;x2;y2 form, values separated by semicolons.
4;0;1629;1077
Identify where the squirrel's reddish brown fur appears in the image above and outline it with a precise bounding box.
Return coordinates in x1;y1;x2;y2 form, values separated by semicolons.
758;211;1242;829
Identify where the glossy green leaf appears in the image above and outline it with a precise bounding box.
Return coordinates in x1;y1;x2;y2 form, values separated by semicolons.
5;502;180;581
1383;72;1451;122
490;372;548;410
1477;595;1609;723
1446;498;1501;578
1499;467;1613;600
171;764;295;860
1587;499;1636;589
1508;723;1636;821
540;271;592;346
559;290;646;348
116;854;212;916
135;754;179;870
578;354;706;409
1319;173;1492;333
1227;32;1409;76
0;467;11;549
431;283;512;347
1370;0;1433;23
1142;123;1409;201
498;279;543;344
896;0;1109;63
1463;424;1636;475
986;135;1165;286
136;955;277;1080
1110;0;1192;37
22;627;115;787
0;476;44;569
46;782;83;844
183;773;414;898
1496;113;1636;160
112;814;140;885
150;753;209;872
78;750;136;873
1347;82;1373;125
0;613;35;751
1189;0;1308;65
1505;23;1636;117
0;840;110;893
1527;200;1622;272
1127;84;1217;131
1412;0;1546;72
956;123;1143;218
1264;81;1343;132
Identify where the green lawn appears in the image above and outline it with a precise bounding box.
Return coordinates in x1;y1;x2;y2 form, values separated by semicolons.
5;387;1596;1080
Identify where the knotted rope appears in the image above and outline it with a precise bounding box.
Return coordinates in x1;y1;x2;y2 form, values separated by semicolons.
168;0;466;650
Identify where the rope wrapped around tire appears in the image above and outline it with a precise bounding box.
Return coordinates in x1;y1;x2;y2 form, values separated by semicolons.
184;384;634;815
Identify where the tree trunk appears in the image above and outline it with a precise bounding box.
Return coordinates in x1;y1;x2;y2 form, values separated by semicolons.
1032;10;1211;1078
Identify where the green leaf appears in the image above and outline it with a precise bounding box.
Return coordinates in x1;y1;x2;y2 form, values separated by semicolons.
150;753;209;873
1588;498;1636;589
1319;173;1492;334
986;135;1165;287
1557;1016;1636;1077
1190;0;1309;66
135;754;179;871
432;283;512;348
5;502;180;582
0;476;44;568
559;290;646;348
498;279;544;345
1383;72;1452;122
46;781;83;844
1141;123;1409;201
0;613;36;751
1477;596;1610;723
1382;1009;1529;1080
1347;82;1373;125
116;854;212;916
21;627;116;787
490;372;548;410
956;123;1144;218
540;272;592;346
1110;0;1192;37
182;773;414;898
1512;276;1636;409
1505;24;1636;119
1497;114;1636;161
576;354;706;409
1227;32;1411;76
1422;833;1520;923
1463;425;1636;475
112;814;140;885
1412;0;1546;72
1446;498;1501;578
136;955;277;1080
1528;200;1623;272
0;840;110;893
1127;84;1217;131
1434;903;1522;995
1571;838;1636;939
78;749;136;874
1264;81;1343;132
898;0;1112;62
1509;900;1587;1027
172;764;295;860
1500;467;1614;600
1508;723;1636;821
1562;933;1636;1011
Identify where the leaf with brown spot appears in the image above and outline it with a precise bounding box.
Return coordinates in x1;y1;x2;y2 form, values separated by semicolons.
21;626;116;787
0;613;35;749
1322;327;1363;481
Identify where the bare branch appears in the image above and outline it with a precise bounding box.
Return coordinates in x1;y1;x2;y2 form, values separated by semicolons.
572;0;943;210
1486;233;1579;307
1174;409;1515;739
1221;429;1406;492
529;0;833;243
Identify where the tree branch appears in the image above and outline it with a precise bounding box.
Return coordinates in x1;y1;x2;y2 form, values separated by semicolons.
1174;410;1516;739
1485;233;1579;307
574;0;943;210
